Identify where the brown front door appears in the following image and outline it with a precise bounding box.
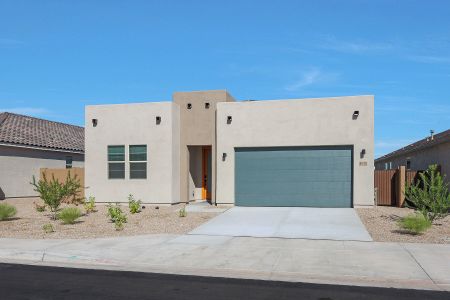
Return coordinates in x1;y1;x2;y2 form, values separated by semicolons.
202;147;212;200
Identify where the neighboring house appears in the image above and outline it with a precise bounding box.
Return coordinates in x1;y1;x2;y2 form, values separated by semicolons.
85;90;374;207
375;129;450;182
0;112;84;199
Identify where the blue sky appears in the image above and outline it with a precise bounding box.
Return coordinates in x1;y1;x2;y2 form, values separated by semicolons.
1;0;449;157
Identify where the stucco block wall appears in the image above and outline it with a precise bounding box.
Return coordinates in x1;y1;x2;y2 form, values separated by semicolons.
215;95;375;207
85;102;180;204
375;141;450;183
0;145;84;199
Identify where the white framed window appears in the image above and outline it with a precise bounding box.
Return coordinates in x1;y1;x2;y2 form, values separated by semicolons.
108;145;125;179
129;145;147;179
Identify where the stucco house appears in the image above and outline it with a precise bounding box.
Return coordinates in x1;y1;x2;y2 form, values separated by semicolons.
375;129;450;182
0;112;84;199
85;90;374;207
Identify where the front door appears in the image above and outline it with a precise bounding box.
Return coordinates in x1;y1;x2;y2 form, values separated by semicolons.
202;147;212;200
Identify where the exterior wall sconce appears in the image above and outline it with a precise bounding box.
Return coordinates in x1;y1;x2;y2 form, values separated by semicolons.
92;119;98;127
187;103;192;109
360;148;366;159
222;153;227;161
352;111;359;119
205;102;210;109
156;116;161;124
227;116;232;124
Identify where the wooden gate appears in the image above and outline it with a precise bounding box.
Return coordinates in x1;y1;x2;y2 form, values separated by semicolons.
374;169;397;205
406;170;422;186
375;168;425;206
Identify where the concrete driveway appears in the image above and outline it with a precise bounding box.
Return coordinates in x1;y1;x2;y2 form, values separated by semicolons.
189;207;373;241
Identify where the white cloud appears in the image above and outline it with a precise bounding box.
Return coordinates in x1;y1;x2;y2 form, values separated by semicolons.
375;139;416;149
284;68;339;91
407;55;450;64
375;139;419;158
285;69;321;91
318;36;393;54
0;107;50;116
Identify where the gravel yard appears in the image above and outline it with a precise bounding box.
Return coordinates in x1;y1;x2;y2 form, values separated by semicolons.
0;198;220;239
357;206;450;244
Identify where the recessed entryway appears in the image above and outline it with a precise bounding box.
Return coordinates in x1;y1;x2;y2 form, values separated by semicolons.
189;207;372;241
188;145;211;202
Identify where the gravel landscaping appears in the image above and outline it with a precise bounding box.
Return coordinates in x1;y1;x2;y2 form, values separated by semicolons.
0;198;219;239
357;206;450;244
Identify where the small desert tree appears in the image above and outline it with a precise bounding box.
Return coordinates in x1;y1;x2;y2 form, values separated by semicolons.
404;164;450;223
31;172;82;219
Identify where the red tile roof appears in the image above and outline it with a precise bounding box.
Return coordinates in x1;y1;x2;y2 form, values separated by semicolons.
0;112;84;152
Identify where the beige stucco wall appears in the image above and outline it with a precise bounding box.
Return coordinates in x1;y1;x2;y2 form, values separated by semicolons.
173;90;234;203
375;141;450;183
85;102;180;204
0;145;84;199
215;95;375;207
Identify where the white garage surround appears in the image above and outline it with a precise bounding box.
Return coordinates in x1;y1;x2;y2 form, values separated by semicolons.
189;207;373;242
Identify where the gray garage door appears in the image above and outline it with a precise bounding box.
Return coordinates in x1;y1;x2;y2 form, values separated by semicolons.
235;146;352;207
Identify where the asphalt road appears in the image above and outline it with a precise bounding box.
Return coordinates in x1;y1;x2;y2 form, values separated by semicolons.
0;263;448;300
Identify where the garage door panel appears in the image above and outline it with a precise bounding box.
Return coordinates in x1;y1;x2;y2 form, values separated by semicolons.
235;146;352;207
237;170;351;183
237;156;351;171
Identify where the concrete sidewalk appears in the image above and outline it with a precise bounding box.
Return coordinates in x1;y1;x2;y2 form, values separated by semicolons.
0;234;449;292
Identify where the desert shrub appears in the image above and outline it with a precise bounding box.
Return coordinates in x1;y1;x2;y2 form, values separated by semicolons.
114;214;127;231
107;203;127;231
0;203;17;221
57;207;82;224
128;194;142;214
405;164;450;222
83;196;96;214
107;203;127;230
42;223;54;233
34;201;46;212
31;173;82;219
398;213;432;235
179;206;187;217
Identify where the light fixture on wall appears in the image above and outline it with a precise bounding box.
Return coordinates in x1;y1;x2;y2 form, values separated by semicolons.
227;116;232;124
187;103;192;109
205;102;210;109
360;148;366;159
352;111;359;119
156;116;161;124
222;153;227;161
92;119;98;127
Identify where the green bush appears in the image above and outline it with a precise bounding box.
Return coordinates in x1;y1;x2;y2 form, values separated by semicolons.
179;206;187;217
107;203;127;231
398;213;432;234
0;203;17;221
31;172;82;219
128;194;142;214
114;214;127;231
405;164;450;222
42;223;54;233
83;196;96;214
57;207;82;225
